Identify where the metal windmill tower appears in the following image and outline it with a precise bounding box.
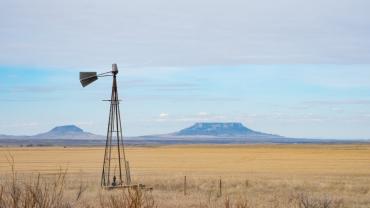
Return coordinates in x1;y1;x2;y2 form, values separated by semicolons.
79;64;131;188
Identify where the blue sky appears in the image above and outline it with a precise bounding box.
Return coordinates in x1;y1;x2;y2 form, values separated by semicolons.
1;0;370;139
1;65;370;139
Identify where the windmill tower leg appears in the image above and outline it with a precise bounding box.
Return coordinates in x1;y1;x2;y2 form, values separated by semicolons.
101;70;131;188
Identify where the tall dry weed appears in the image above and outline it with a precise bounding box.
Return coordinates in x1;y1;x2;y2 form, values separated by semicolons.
0;155;70;208
99;188;156;208
292;192;344;208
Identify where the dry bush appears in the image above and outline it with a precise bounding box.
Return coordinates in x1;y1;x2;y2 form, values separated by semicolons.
292;192;344;208
98;188;156;208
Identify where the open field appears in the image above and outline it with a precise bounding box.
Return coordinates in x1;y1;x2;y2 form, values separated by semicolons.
1;144;370;207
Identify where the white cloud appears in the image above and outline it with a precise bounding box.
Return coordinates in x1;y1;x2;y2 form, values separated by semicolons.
159;113;169;118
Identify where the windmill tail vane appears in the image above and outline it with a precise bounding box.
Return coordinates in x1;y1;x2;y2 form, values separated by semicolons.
80;64;131;188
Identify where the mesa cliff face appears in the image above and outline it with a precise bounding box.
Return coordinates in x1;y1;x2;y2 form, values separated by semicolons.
174;122;281;138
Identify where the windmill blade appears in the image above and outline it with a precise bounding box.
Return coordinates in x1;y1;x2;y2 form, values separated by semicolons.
80;72;98;87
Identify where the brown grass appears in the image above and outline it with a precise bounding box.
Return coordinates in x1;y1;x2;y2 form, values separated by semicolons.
1;145;370;207
0;154;70;208
0;154;156;208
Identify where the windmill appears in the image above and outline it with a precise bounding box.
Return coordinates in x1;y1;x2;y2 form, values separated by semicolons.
79;64;131;188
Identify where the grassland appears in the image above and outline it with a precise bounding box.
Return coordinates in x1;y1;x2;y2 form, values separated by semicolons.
1;144;370;207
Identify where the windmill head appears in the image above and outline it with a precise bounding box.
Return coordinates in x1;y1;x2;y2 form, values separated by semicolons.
79;64;119;87
80;72;98;87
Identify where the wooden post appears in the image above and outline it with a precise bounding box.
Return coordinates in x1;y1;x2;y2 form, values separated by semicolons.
219;178;222;197
184;176;187;196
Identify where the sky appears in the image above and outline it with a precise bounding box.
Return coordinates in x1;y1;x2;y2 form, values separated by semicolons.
0;0;370;139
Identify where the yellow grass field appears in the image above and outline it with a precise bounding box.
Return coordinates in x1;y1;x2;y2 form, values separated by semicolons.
1;144;370;207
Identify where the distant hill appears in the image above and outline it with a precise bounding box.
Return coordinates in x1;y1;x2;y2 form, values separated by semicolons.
138;122;285;142
34;125;104;140
175;122;281;138
0;125;104;140
39;125;84;136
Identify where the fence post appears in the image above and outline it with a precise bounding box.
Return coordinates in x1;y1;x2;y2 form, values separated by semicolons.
218;178;222;197
184;176;187;196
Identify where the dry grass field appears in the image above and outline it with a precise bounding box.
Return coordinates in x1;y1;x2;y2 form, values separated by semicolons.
1;144;370;207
